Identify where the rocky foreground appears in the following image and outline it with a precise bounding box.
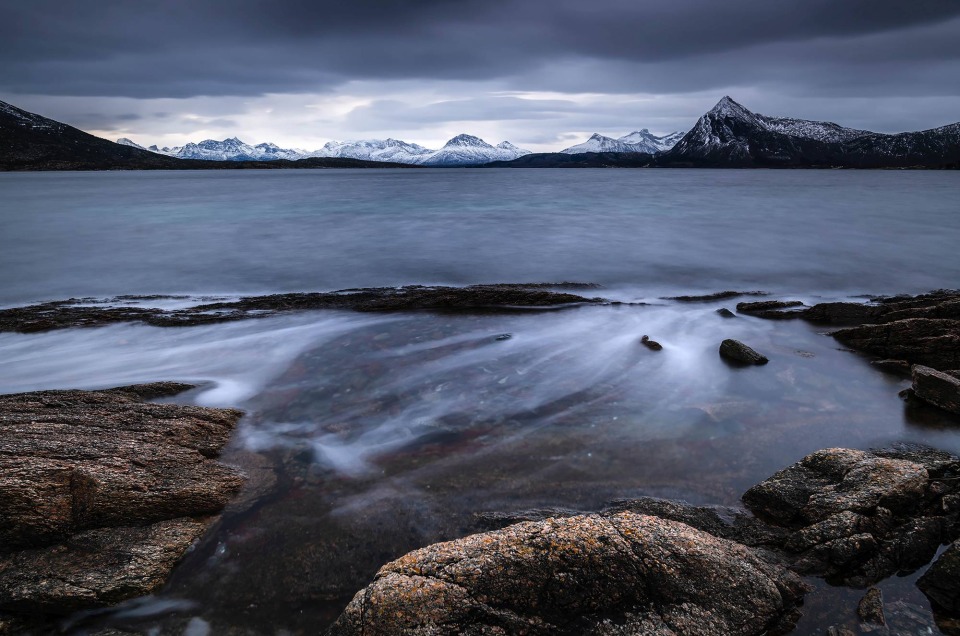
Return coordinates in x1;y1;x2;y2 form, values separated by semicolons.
327;444;960;635
0;383;244;633
2;288;960;633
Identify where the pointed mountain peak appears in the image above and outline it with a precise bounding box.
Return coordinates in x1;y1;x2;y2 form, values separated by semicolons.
496;141;519;150
709;96;753;119
443;134;492;148
116;137;145;149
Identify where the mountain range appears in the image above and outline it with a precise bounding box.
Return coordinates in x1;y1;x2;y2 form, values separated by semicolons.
120;132;533;165
3;96;959;170
560;130;684;154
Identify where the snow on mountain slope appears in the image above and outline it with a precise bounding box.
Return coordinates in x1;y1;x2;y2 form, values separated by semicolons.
116;138;149;151
561;129;684;154
661;96;960;167
420;134;532;165
122;134;529;165
308;138;434;163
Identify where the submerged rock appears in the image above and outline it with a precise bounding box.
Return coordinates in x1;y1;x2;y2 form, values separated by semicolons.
857;587;885;630
716;307;736;318
719;339;769;365
328;513;806;636
911;364;960;414
0;383;244;617
918;540;960;614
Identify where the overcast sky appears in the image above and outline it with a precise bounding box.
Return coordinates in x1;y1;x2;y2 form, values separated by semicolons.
2;0;959;152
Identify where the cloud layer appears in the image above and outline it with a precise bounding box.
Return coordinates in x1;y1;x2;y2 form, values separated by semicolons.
3;0;959;150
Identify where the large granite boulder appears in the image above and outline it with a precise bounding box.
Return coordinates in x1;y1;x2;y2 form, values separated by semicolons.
0;383;244;619
328;513;807;636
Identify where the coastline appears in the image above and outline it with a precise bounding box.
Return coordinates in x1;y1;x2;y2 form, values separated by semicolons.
1;287;959;633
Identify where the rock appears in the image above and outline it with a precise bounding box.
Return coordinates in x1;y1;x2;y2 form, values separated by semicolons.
640;335;663;351
0;284;605;333
0;518;210;614
0;383;244;616
736;300;805;319
719;339;769;365
802;302;887;325
328;513;806;636
826;626;856;636
716;307;736;318
857;587;885;629
743;446;959;585
870;359;912;375
665;291;767;302
918;540;960;613
832;318;960;371
911;364;960;414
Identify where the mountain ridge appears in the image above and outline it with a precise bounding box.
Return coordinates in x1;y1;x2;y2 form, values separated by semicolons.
657;96;960;168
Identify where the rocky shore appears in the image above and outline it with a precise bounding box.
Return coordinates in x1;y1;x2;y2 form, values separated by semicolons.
1;288;959;633
0;383;244;633
0;284;605;333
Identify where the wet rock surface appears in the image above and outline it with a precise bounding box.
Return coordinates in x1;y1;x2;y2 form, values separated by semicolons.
742;445;960;586
0;284;605;333
328;512;807;636
736;300;806;318
719;338;769;365
0;383;244;620
911;364;960;415
665;290;768;302
919;540;960;615
857;587;885;630
740;290;960;373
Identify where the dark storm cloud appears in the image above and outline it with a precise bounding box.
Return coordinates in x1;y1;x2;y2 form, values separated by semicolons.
2;0;959;98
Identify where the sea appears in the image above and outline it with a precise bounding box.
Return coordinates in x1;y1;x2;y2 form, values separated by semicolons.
1;168;959;634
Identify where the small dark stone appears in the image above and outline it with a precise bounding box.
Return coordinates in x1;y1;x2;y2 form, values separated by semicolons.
494;333;512;341
716;307;736;318
640;335;663;351
719;339;769;365
857;587;886;629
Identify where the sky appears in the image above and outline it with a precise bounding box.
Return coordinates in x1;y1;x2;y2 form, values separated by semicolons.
2;0;960;152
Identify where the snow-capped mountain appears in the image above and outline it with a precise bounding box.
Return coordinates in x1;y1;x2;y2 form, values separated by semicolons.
137;137;305;162
122;134;530;165
420;134;532;166
309;138;434;163
561;129;684;154
656;96;960;167
116;137;149;151
617;129;686;153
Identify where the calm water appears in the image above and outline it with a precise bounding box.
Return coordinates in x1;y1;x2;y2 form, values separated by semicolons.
1;169;959;634
1;169;959;305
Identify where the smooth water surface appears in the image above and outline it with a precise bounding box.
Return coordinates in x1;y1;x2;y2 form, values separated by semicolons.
1;169;959;305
